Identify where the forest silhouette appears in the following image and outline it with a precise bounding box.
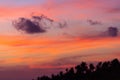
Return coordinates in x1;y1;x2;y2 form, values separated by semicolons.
32;58;120;80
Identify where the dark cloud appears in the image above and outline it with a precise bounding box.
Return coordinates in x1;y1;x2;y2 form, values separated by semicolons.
90;27;119;38
87;19;102;25
64;26;119;39
13;15;67;34
13;17;45;34
86;27;119;38
108;27;118;37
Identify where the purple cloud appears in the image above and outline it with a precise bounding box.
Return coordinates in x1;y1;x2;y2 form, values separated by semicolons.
13;17;46;34
13;15;67;34
108;27;118;37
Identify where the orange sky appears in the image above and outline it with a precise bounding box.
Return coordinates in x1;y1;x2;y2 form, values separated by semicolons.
0;0;120;80
0;35;119;68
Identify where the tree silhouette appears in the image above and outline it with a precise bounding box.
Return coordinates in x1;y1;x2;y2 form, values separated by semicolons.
33;58;120;80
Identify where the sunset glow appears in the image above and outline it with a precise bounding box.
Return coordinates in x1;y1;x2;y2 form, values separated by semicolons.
0;0;120;80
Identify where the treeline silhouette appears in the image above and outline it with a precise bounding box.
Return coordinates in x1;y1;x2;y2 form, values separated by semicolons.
33;59;120;80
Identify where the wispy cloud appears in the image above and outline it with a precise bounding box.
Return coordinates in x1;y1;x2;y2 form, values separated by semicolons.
87;19;102;25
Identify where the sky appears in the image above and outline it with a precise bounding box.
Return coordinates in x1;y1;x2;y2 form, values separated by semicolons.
0;0;120;80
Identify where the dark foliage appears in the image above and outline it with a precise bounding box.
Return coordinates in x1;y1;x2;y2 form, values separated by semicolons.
33;58;120;80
